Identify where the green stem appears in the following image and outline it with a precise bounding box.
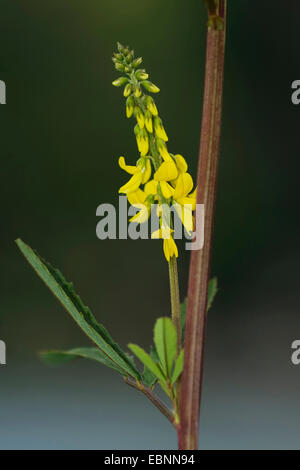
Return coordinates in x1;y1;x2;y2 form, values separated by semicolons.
168;256;181;355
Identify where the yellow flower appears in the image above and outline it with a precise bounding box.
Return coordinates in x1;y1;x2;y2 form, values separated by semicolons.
173;173;196;235
154;159;178;182
118;156;151;194
163;237;178;262
151;227;178;262
174;154;188;174
154;117;168;142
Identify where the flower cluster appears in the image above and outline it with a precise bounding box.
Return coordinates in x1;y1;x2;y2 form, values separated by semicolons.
112;43;196;262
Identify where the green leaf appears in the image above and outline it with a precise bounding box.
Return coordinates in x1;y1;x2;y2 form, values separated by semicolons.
16;238;140;380
141;347;159;388
40;347;125;374
207;277;218;311
171;349;184;385
128;344;166;384
154;317;177;378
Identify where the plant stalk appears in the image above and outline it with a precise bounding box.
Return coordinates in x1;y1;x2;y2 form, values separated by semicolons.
178;0;227;450
168;256;181;354
124;377;176;427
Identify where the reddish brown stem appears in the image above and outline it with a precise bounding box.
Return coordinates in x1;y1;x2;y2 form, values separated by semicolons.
178;1;227;450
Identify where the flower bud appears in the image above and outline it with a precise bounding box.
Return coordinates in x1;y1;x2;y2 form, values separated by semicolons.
112;77;128;87
136;70;149;81
132;57;143;68
145;96;158;116
154;116;168;142
141;81;160;93
123;83;132;97
115;62;125;72
134;87;142;98
134;107;145;129
117;42;124;52
126;96;134;118
144;110;153;133
156;138;170;161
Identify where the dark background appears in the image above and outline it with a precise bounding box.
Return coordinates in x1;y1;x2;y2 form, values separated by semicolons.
0;0;300;449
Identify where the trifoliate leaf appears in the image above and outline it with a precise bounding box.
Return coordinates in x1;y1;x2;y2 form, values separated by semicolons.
40;347;125;375
16;238;140;380
128;344;166;384
171;349;184;385
153;317;177;378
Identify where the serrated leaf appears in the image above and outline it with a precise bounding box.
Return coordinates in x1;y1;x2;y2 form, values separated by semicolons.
40;347;125;375
128;344;166;384
141;347;159;388
16;238;140;380
171;349;184;385
207;277;218;311
154;317;177;378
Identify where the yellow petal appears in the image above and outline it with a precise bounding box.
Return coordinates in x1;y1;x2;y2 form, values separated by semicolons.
144;179;158;195
127;189;146;207
141;158;152;184
174;173;193;199
174;154;188;174
163;237;178;262
118;156;137;175
160;181;175;199
154;160;178;182
174;203;194;235
119;172;142;194
129;203;150;223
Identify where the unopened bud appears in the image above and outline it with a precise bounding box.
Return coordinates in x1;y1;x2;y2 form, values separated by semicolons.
123;83;132;97
136;70;149;81
132;57;143;68
112;77;128;87
141;81;160;93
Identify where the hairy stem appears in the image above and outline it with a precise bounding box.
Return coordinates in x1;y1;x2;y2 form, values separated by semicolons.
178;0;227;450
124;377;176;427
168;256;181;354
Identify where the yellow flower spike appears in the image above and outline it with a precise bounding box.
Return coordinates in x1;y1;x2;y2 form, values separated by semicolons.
129;203;150;224
174;154;188;174
163;237;178;262
119;172;142;194
154;160;178;182
127;189;146;207
173;173;194;200
141;158;152;184
134;107;145;129
154;117;168;142
144;110;153;133
144;179;158;195
118;156;138;175
160;181;175;199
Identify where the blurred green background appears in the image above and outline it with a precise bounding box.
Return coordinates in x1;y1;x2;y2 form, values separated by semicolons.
1;0;300;449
